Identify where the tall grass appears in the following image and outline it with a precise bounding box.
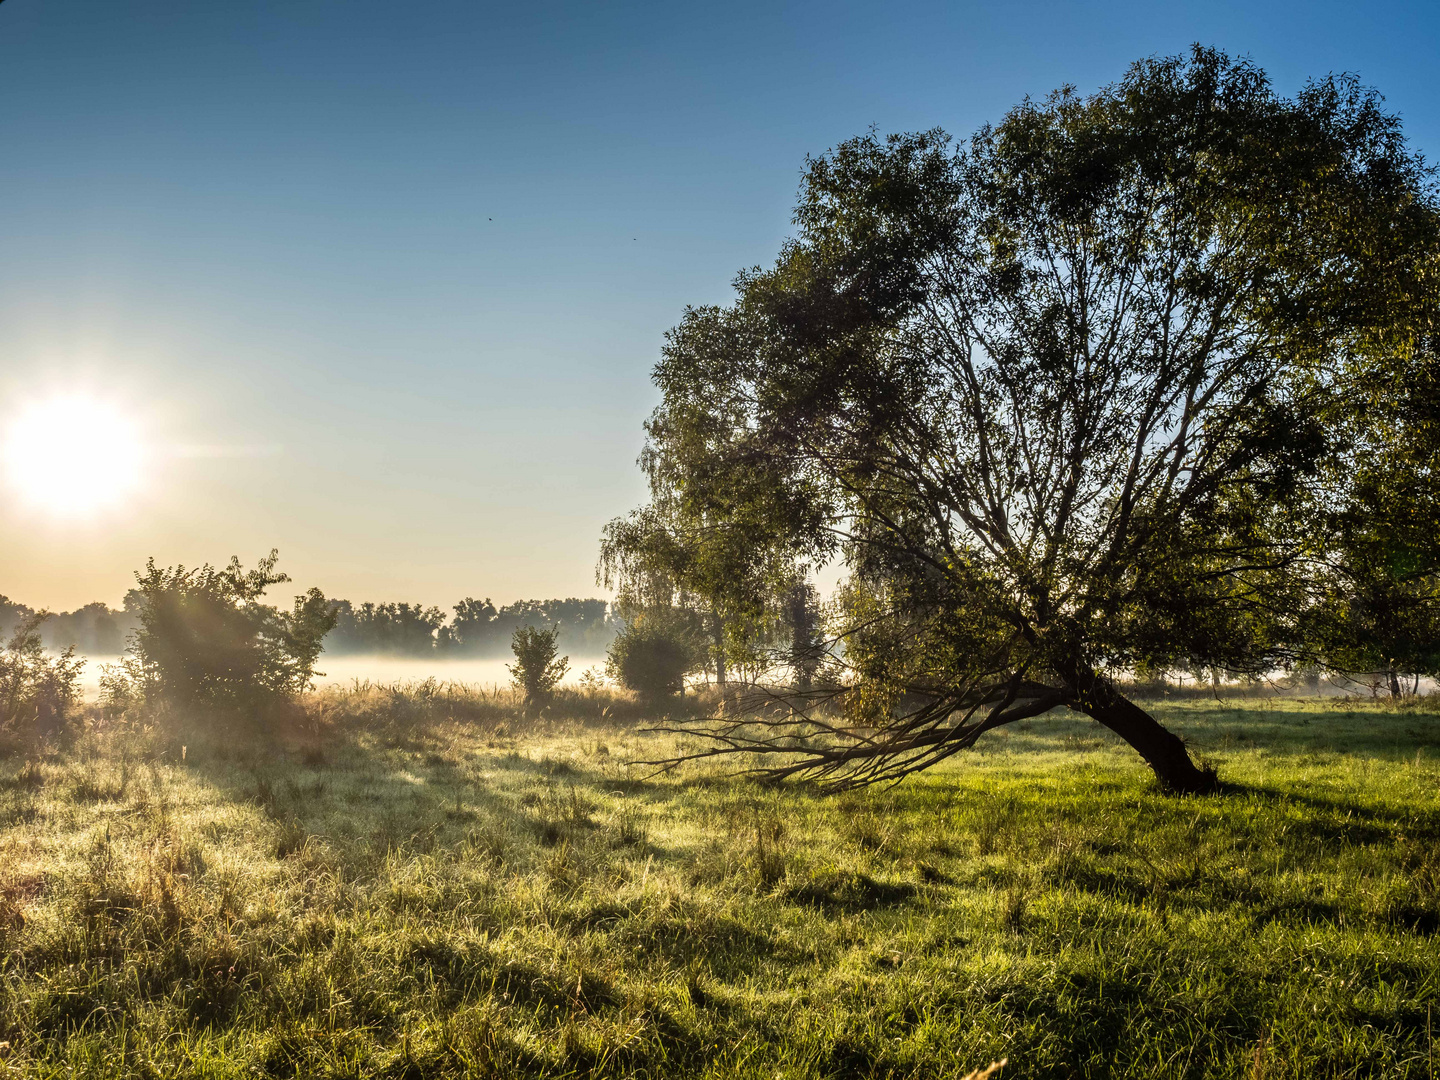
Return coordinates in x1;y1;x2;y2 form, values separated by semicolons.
0;688;1436;1077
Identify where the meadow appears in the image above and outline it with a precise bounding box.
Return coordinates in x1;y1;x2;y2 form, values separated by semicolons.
0;687;1437;1079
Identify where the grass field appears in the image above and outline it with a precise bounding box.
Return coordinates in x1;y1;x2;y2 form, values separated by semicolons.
0;687;1437;1078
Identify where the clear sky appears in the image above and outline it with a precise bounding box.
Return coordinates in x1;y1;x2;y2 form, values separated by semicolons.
1;0;1436;611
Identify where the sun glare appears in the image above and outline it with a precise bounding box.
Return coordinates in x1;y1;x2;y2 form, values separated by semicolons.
2;395;148;518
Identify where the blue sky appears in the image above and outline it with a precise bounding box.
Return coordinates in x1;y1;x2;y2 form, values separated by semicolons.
1;0;1436;609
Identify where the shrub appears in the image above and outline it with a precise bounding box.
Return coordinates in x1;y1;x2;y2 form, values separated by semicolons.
606;608;705;701
0;613;83;744
508;625;568;714
108;551;335;722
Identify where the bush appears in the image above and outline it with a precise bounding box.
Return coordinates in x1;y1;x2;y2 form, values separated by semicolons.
106;551;335;723
0;613;83;745
508;625;568;715
606;608;706;701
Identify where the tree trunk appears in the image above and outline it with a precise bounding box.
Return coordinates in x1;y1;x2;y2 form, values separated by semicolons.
1067;672;1217;794
1388;668;1402;699
711;612;727;687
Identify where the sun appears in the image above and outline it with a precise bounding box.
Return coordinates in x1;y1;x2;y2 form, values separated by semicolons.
2;395;148;517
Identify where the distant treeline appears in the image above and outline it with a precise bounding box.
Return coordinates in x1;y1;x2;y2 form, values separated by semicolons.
0;595;135;655
326;597;613;656
0;592;614;658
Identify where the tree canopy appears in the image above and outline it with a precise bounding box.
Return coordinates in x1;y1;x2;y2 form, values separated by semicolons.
633;47;1440;792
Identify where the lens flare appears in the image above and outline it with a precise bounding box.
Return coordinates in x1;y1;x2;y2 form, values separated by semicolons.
2;395;147;517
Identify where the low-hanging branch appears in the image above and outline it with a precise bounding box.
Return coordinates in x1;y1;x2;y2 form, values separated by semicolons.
636;677;1067;792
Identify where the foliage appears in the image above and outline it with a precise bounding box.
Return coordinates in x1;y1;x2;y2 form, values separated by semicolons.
0;594;133;656
639;47;1440;791
326;599;446;655
446;595;500;650
116;551;336;719
0;613;83;742
0;699;1437;1076
324;595;613;656
1304;340;1440;694
605;606;708;700
1307;536;1440;696
599;500;802;686
508;624;569;713
463;597;612;656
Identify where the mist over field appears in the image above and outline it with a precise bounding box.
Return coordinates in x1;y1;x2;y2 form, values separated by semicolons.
311;653;613;689
68;652;615;698
7;590;621;701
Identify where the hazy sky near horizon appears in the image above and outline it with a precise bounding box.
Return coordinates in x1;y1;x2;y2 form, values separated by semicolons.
1;0;1436;611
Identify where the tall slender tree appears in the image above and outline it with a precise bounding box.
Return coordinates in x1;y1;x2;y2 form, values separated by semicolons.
599;498;805;688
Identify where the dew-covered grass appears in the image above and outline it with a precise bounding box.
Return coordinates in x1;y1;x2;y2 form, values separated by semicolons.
0;687;1436;1078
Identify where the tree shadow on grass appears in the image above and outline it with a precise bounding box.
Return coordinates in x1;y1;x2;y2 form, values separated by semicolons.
1216;780;1440;836
985;701;1438;767
168;727;636;873
782;869;918;913
1147;701;1440;760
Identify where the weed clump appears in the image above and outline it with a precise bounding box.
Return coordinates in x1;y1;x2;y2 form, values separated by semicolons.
0;615;83;752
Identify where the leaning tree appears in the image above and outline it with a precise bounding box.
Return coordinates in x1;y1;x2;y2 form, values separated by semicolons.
630;48;1439;792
